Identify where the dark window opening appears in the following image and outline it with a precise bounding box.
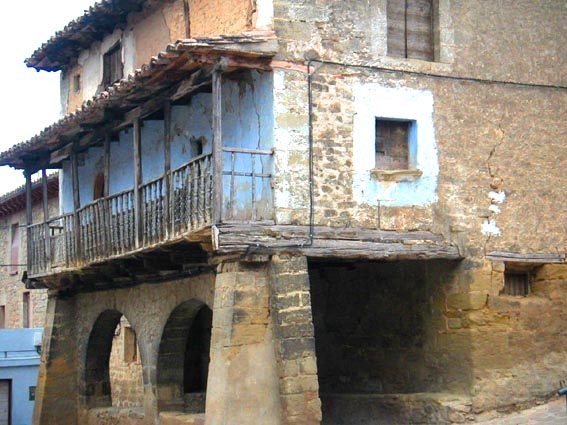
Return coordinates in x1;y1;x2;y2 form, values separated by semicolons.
73;74;81;93
503;271;530;296
22;292;30;328
375;119;411;170
93;173;106;200
103;42;123;87
0;306;5;329
9;223;19;275
387;0;434;61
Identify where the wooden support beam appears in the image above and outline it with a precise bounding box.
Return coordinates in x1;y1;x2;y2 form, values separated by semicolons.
133;118;143;248
42;169;51;266
71;146;82;263
103;135;112;255
163;101;172;238
212;68;223;224
24;170;33;272
214;223;462;261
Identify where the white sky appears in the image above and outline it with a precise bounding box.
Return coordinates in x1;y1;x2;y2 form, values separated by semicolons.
0;0;97;194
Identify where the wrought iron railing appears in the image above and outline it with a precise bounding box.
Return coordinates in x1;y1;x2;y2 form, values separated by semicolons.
28;151;267;276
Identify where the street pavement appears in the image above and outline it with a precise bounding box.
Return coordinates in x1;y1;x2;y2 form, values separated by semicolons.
475;397;567;424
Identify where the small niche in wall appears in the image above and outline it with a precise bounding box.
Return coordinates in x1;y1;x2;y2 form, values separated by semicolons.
502;265;531;296
73;74;81;93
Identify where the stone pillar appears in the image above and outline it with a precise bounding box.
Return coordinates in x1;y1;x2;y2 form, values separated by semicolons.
206;261;283;424
270;255;322;425
33;292;79;425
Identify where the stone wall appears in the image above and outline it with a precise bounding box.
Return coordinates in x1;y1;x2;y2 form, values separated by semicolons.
0;197;56;329
469;263;567;412
109;316;144;408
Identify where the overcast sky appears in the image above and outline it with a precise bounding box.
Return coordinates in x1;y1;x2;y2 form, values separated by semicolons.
0;0;97;194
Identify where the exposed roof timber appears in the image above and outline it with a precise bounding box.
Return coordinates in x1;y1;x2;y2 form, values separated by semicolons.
26;0;149;72
1;38;276;170
0;174;59;218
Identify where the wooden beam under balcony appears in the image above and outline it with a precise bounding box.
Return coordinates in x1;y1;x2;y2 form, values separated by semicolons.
214;223;462;261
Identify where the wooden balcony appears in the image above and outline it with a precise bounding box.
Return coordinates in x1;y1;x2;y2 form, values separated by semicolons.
27;147;273;285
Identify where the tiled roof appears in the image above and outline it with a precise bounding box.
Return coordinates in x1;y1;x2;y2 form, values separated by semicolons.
26;0;149;72
0;173;59;218
2;36;277;169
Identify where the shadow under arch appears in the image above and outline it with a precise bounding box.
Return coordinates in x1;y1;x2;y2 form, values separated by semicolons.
84;309;123;409
157;299;213;413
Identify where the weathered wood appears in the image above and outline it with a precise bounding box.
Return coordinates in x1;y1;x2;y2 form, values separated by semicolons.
212;69;223;224
103;135;112;255
25;170;33;272
164;101;172;238
215;223;461;260
42;169;51;266
133;118;143;248
183;0;190;37
486;251;566;263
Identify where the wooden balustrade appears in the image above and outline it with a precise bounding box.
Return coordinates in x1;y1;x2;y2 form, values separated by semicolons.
27;151;271;276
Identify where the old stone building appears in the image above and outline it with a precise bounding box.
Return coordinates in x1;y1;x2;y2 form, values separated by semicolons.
0;175;57;425
1;0;566;424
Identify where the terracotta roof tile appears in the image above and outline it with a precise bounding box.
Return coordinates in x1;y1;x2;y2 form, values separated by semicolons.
2;37;277;169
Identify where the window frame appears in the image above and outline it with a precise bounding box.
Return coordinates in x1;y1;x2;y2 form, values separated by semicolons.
387;0;436;61
102;42;123;87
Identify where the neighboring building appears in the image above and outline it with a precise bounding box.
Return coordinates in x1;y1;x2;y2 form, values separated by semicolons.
0;1;566;424
0;176;57;425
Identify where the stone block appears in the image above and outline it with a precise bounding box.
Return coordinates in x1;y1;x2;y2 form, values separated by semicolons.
299;356;318;375
447;292;487;311
278;323;315;339
280;337;316;360
230;324;267;346
535;264;567;282
277;307;313;325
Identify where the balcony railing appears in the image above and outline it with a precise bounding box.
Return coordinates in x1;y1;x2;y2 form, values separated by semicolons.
28;150;271;276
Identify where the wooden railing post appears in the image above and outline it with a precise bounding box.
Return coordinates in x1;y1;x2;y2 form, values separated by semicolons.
133;118;143;248
24;170;33;273
212;67;224;224
164;101;172;238
71;147;82;264
42;169;51;268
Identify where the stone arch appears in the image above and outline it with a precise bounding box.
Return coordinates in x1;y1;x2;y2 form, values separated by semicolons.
157;299;212;413
85;309;123;408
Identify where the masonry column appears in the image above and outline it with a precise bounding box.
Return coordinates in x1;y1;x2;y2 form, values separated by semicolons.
206;260;283;424
270;255;322;425
33;292;79;425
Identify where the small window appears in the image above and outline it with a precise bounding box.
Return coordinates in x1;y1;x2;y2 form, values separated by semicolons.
10;223;20;275
29;386;36;401
103;42;123;87
23;292;31;328
123;326;137;363
93;173;106;200
387;0;434;61
73;74;81;93
0;306;5;328
375;119;412;170
503;271;530;296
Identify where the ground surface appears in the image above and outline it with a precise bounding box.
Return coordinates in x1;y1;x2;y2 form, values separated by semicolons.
476;397;567;424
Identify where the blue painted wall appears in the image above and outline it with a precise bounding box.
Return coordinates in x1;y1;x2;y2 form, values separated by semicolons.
0;328;42;425
61;70;274;220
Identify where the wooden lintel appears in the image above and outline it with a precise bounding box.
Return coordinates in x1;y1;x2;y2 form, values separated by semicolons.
487;251;566;264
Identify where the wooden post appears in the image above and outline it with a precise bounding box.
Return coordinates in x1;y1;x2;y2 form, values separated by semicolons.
24;170;33;273
183;0;190;38
103;135;111;253
42;169;51;268
212;69;223;224
71;147;82;264
133;118;143;248
164;101;172;238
